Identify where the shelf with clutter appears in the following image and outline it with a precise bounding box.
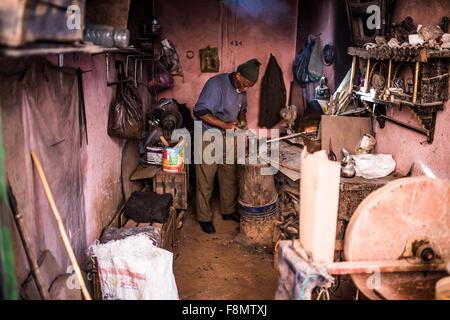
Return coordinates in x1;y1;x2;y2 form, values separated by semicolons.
346;29;449;144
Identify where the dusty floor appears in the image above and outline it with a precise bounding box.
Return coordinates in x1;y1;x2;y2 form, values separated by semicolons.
173;196;279;300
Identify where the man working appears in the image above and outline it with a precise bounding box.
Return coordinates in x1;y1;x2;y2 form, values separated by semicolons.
193;58;261;234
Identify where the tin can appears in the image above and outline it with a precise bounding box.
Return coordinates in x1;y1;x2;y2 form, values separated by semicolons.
162;147;184;172
146;146;163;165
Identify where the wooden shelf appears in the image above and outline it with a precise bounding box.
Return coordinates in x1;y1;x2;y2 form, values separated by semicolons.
0;42;155;58
348;46;450;62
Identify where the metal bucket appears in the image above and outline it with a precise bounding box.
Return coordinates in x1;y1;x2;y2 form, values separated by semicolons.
238;197;278;246
146;146;163;165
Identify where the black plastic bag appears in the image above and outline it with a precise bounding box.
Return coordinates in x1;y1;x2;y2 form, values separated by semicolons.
107;73;144;140
293;36;314;86
124;191;173;223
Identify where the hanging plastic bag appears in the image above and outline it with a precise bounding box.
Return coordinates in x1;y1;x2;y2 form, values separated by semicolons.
147;61;174;92
90;234;179;300
107;73;144;140
160;39;183;77
293;36;314;86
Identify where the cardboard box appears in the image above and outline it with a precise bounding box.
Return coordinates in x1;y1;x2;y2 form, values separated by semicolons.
320;115;373;161
0;0;85;47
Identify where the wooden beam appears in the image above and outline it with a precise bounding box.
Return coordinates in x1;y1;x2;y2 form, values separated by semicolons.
387;59;392;88
413;61;420;104
364;58;370;93
349;56;357;94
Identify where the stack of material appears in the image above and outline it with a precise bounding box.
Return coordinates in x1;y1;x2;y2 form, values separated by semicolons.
274;175;300;241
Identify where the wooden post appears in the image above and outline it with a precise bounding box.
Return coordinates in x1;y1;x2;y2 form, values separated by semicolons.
413;61;420;104
31;152;92;300
349;56;357;94
364;58;371;93
387;59;392;88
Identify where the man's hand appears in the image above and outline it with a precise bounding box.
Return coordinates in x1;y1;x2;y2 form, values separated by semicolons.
199;114;239;131
223;121;239;131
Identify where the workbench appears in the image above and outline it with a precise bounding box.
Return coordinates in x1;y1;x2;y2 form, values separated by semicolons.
275;141;403;259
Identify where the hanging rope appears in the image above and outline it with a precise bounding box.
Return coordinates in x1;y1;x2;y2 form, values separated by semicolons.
296;268;318;300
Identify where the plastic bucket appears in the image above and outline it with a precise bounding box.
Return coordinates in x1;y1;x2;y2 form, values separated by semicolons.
238;197;278;245
146;146;163;165
162;147;184;172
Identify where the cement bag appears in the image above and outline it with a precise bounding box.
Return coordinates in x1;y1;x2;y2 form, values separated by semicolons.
352;154;396;179
90;234;179;300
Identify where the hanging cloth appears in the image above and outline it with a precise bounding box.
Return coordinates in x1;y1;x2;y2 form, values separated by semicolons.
259;54;286;128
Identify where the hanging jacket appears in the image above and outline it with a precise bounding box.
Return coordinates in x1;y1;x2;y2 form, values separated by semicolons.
259;54;286;128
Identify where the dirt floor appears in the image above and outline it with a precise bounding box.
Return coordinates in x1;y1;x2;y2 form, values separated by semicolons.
173;196;279;300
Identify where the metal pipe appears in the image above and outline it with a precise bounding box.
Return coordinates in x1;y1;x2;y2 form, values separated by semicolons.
105;53;110;84
379;114;428;135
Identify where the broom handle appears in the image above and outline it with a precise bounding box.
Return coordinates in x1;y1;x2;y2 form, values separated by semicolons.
31;152;91;300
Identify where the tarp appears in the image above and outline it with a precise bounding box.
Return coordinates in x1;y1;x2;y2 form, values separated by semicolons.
0;58;86;290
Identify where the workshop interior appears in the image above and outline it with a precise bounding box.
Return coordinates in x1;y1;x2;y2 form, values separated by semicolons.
0;0;449;301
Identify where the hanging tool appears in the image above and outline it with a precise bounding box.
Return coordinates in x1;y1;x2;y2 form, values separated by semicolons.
160;136;170;147
76;68;88;147
6;180;51;300
259;156;300;173
266;132;306;144
31;152;91;300
328;138;337;161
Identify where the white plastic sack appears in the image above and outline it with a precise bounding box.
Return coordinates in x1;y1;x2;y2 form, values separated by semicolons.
352;154;396;179
90;234;179;300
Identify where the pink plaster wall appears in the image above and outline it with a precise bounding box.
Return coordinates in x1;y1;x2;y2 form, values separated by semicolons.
373;0;450;179
1;53;151;287
154;0;298;132
46;53;151;248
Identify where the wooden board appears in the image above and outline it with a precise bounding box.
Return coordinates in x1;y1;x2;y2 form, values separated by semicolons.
121;140;145;202
130;164;161;181
153;166;188;210
320;115;372;161
161;207;177;252
85;0;131;29
277;141;302;181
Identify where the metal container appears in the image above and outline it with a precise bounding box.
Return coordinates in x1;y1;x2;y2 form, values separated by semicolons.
146;146;162;165
162;147;184;173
